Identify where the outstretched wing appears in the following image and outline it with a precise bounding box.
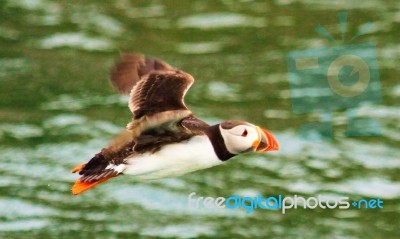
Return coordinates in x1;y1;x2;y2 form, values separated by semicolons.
129;70;194;119
110;53;196;137
126;70;196;148
110;53;173;94
110;53;195;118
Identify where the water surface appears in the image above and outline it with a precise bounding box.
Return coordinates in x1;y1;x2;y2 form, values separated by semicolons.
1;1;399;238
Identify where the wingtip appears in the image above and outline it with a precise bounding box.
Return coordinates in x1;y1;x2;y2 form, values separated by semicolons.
109;53;174;95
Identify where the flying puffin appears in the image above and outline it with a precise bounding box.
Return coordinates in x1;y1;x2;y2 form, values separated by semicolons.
71;53;279;195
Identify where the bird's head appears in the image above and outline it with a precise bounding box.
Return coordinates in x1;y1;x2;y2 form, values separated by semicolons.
219;120;279;155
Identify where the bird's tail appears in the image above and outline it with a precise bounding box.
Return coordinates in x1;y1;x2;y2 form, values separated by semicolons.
71;162;121;195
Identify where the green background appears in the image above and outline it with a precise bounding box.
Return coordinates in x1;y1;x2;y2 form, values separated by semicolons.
0;0;399;238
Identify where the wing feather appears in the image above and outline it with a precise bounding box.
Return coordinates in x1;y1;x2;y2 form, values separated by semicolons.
128;70;194;119
109;53;173;94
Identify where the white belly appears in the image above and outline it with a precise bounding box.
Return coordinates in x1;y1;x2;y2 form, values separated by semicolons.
122;135;222;180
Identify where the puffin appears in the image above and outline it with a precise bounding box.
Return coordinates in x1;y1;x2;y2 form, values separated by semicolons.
71;53;279;195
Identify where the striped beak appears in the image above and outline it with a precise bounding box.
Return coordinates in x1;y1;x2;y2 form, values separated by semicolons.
252;127;279;152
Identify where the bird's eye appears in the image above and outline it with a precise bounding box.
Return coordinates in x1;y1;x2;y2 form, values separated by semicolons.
241;129;248;137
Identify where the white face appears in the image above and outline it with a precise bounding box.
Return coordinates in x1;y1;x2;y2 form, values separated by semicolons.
219;124;260;154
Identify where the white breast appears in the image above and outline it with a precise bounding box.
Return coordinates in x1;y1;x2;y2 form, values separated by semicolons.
122;135;222;180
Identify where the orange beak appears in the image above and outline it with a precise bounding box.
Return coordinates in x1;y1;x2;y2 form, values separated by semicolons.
252;127;280;152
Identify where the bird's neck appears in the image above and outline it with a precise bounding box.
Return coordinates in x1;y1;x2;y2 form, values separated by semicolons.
205;124;236;161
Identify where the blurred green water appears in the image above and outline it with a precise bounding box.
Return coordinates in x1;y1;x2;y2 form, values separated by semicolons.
0;0;399;238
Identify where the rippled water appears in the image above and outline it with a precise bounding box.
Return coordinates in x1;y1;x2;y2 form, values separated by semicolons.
1;1;399;238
